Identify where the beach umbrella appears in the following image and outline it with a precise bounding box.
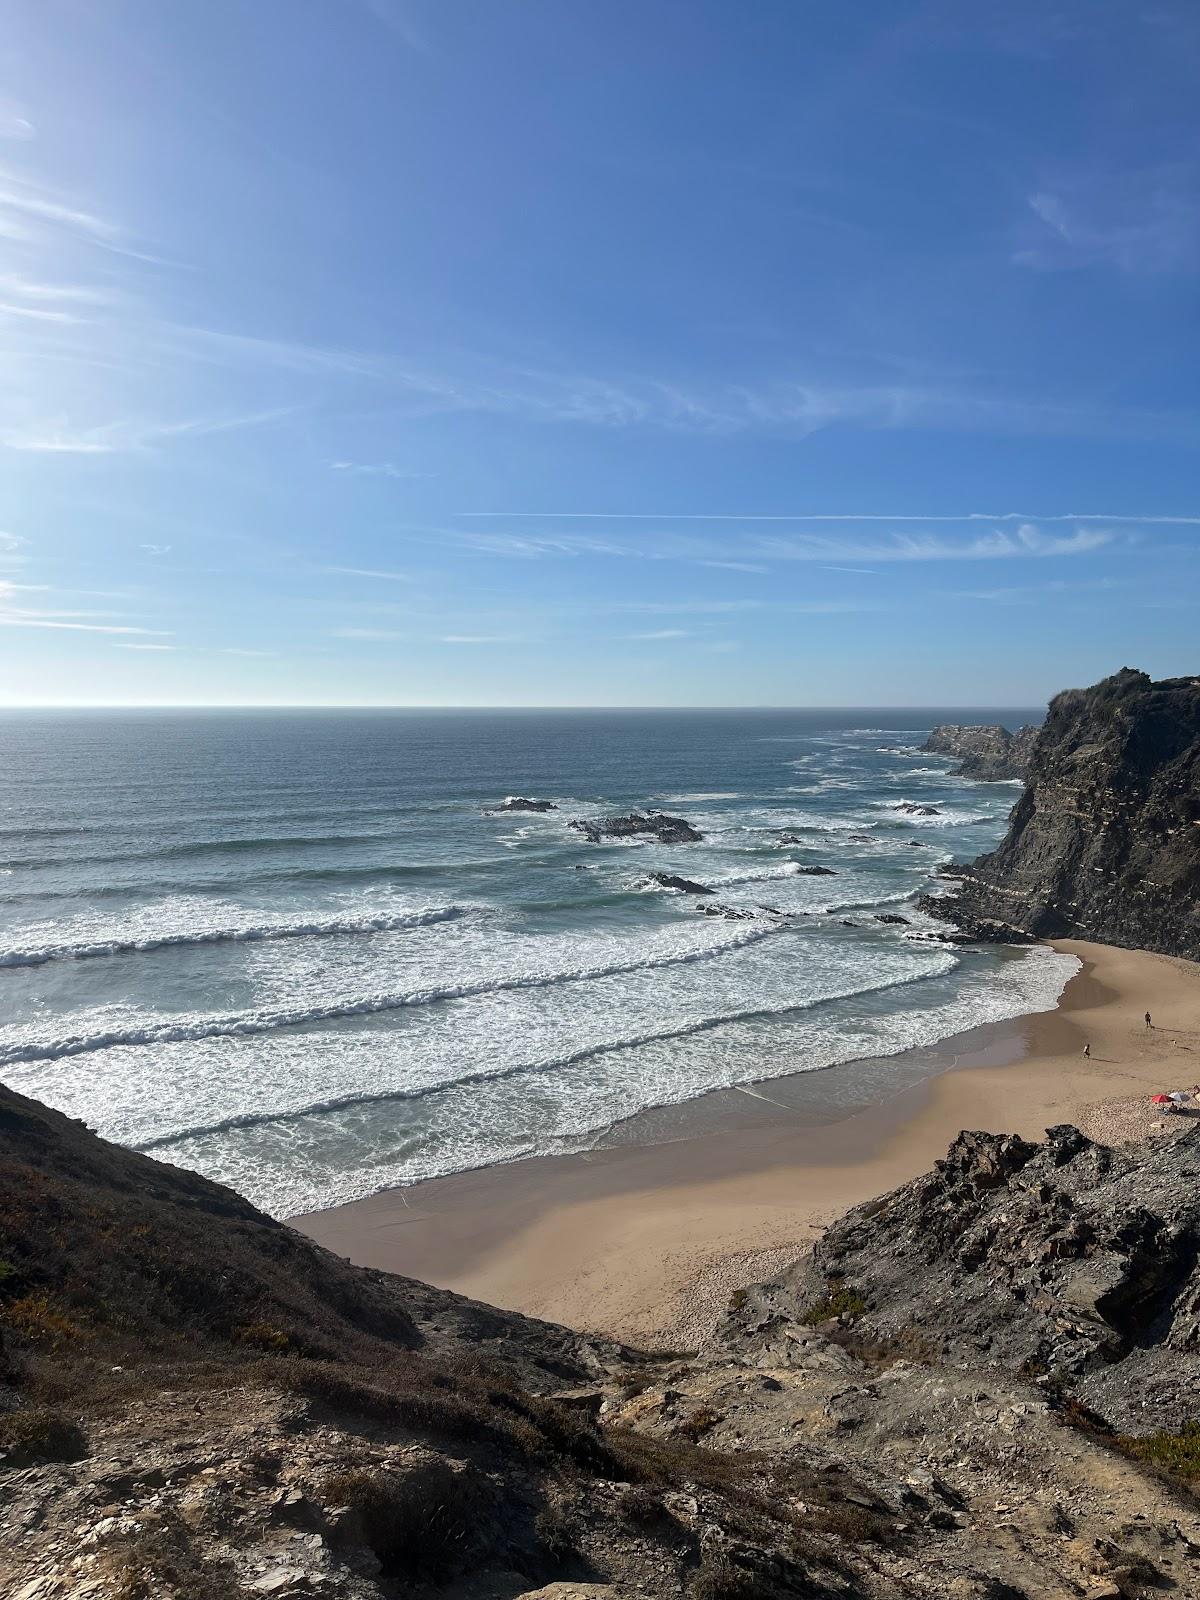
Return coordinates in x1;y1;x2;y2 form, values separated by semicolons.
1151;1094;1172;1105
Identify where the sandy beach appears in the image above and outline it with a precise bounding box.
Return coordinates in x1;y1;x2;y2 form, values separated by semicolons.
296;939;1200;1347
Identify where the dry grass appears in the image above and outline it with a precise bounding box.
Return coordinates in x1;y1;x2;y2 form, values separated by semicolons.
1;1290;82;1342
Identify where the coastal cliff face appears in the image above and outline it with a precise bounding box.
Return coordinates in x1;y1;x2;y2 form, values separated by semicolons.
923;722;1037;781
925;668;1200;956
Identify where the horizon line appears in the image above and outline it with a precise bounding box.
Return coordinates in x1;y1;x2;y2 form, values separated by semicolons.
0;700;1049;713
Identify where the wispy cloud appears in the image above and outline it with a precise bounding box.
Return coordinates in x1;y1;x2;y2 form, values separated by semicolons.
0;615;171;634
756;526;1114;563
359;0;435;54
456;510;1200;524
440;634;518;644
1018;168;1200;273
113;642;174;651
694;559;770;574
1;408;292;456
330;460;429;480
628;628;691;640
0;300;81;323
619;599;768;615
140;543;171;556
0;101;35;141
329;626;405;640
324;566;412;582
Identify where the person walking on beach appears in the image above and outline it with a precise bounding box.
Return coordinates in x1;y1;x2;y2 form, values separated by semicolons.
1146;1011;1153;1029
1083;1042;1091;1059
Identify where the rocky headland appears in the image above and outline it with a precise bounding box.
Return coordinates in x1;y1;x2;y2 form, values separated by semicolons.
923;724;1038;782
5;1078;1200;1598
924;669;1200;957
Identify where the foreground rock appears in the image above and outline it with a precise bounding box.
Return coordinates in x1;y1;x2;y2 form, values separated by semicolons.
570;812;703;845
5;1082;1200;1596
923;668;1200;957
720;1123;1200;1436
923;723;1038;781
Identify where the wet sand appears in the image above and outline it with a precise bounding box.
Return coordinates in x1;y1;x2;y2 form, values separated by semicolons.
295;939;1200;1347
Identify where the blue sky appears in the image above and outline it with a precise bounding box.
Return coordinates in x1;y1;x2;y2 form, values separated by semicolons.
1;0;1198;707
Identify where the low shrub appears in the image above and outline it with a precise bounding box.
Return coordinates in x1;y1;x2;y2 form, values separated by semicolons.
691;1555;772;1600
798;1281;866;1326
1117;1419;1200;1487
0;1407;88;1466
620;1483;672;1528
676;1405;722;1441
234;1321;291;1351
322;1459;487;1581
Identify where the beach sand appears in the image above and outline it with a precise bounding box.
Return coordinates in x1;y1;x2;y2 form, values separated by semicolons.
295;939;1200;1348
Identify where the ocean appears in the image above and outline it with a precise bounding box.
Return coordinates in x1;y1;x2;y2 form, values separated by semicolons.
0;708;1076;1217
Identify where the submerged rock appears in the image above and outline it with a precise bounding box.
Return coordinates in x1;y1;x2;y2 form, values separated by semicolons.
793;864;837;876
569;811;703;845
893;801;941;817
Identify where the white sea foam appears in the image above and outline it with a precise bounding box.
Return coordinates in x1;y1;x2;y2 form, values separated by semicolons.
0;903;468;969
71;943;1077;1217
0;916;785;1067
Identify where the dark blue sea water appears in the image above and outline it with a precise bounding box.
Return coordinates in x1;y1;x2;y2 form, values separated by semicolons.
0;708;1075;1215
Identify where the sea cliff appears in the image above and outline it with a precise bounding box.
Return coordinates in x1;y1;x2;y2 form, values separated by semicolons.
925;668;1200;958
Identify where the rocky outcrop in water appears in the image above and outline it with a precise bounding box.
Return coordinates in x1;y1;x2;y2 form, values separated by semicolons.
893;802;941;817
923;668;1200;957
570;811;703;845
496;796;559;813
644;872;712;895
923;724;1038;781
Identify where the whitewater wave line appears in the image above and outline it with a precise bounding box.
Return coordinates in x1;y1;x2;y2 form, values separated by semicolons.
1;830;417;871
0;905;468;971
135;952;960;1152
0;856;515;903
0;921;786;1066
